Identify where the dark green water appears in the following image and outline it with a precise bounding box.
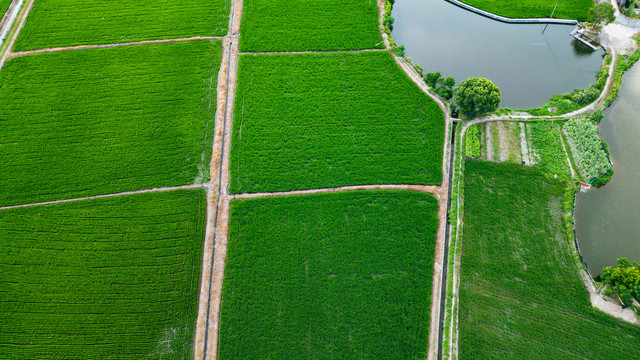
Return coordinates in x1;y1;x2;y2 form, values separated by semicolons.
391;0;604;109
575;64;640;275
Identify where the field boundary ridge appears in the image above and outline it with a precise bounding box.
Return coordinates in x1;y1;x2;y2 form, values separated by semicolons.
233;184;444;200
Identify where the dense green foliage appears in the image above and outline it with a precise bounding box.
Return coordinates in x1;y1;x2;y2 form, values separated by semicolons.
588;3;616;27
0;0;12;19
454;77;501;117
230;52;444;193
526;121;571;179
239;0;382;52
601;258;640;305
14;0;229;51
219;191;438;359
460;160;640;359
0;190;206;359
564;118;612;182
0;41;221;206
425;72;455;100
465;124;481;158
458;0;592;21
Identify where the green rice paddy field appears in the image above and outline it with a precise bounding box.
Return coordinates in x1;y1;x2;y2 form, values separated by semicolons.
459;160;640;359
0;40;221;207
219;191;438;359
0;190;206;359
1;0;12;19
240;0;382;52
458;0;593;21
13;0;230;51
230;51;444;193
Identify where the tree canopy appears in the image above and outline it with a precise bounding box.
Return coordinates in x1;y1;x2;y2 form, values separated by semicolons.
588;3;616;28
453;77;501;117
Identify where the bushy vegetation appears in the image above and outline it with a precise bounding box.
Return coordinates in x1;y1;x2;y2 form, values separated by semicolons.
454;77;501;117
460;160;640;359
230;51;444;193
588;3;616;28
563;118;612;182
457;0;592;21
14;0;229;51
219;191;438;359
425;72;455;100
0;190;206;359
0;41;222;206
465;124;482;158
239;0;382;52
601;258;640;306
526;121;572;179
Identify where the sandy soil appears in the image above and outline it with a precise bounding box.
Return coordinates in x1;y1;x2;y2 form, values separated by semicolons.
600;23;639;55
519;123;532;165
579;270;640;324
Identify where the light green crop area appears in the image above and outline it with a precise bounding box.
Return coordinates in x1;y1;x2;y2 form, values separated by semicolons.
459;160;640;359
14;0;230;51
458;0;593;21
219;191;438;359
0;40;221;207
0;190;206;359
230;51;444;193
240;0;383;51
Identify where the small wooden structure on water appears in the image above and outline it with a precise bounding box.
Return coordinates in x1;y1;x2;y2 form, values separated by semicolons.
570;26;602;51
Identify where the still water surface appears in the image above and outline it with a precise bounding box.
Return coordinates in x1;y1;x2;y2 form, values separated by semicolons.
391;0;604;109
575;64;640;275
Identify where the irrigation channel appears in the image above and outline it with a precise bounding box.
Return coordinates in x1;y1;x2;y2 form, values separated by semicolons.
391;0;605;109
575;63;640;275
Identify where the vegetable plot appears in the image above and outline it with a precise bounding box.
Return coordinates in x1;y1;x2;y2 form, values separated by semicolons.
219;191;438;359
564;117;612;182
14;0;230;51
0;41;222;206
230;51;444;193
240;0;382;52
0;190;206;359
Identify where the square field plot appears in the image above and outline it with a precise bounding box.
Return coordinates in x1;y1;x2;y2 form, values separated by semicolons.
0;190;206;359
0;40;221;207
219;191;439;359
460;160;640;359
14;0;230;51
240;0;382;52
230;51;444;193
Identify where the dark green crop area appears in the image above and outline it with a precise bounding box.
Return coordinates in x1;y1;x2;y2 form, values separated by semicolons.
1;0;12;19
0;40;221;207
458;0;592;21
13;0;229;51
0;190;206;359
240;0;382;52
459;160;640;359
230;51;444;193
219;191;438;359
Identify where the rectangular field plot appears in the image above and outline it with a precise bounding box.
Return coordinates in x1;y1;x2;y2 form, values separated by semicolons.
13;0;230;51
0;190;206;359
457;0;592;21
0;40;221;207
460;160;640;359
219;191;438;359
230;51;444;193
240;0;382;52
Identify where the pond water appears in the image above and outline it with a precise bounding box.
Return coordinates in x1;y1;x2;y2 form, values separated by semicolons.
575;64;640;275
391;0;605;109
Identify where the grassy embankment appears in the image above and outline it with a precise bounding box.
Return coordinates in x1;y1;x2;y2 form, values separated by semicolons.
13;0;229;51
219;191;438;359
240;0;383;52
229;51;444;193
459;160;640;359
458;0;593;21
0;190;206;359
0;40;221;206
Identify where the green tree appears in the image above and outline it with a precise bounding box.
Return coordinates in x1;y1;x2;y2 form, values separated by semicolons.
453;77;501;117
588;3;616;28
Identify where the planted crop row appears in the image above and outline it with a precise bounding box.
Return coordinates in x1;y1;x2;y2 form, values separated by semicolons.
563;117;612;182
240;0;382;52
0;190;206;359
458;0;592;21
459;160;640;359
14;0;230;51
230;51;444;193
219;191;438;359
0;40;222;206
526;121;572;179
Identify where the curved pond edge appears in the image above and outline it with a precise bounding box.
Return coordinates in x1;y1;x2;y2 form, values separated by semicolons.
444;0;578;25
